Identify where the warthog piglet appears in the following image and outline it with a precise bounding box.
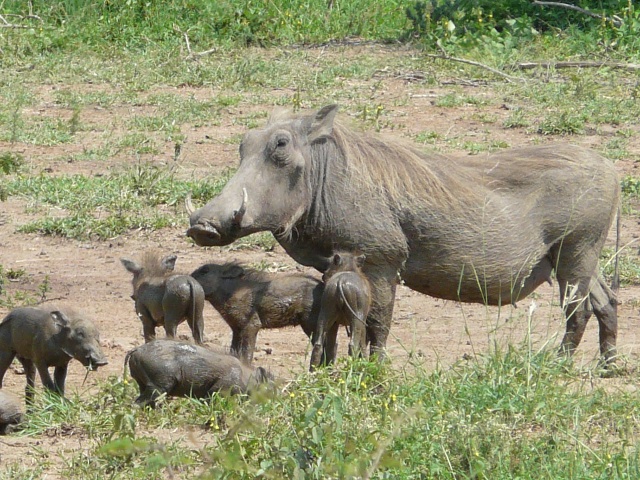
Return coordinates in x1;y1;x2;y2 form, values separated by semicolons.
0;390;23;434
191;261;323;364
125;339;272;407
310;252;371;370
121;252;205;344
0;306;108;403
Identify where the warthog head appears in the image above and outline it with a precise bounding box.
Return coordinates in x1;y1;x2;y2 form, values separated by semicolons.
53;311;108;370
187;105;339;246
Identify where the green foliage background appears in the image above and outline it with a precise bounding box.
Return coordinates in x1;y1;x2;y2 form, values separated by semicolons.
2;0;640;55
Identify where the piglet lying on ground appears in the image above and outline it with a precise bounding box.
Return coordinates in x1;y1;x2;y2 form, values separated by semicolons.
0;390;23;434
0;306;108;404
125;339;273;407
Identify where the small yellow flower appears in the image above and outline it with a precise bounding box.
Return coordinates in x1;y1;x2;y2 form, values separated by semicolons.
318;411;323;416
391;394;397;402
360;382;367;389
290;392;296;398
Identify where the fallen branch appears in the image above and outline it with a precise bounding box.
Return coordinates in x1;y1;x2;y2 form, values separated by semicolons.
532;1;623;27
516;61;640;71
176;26;217;60
0;13;42;28
425;53;524;83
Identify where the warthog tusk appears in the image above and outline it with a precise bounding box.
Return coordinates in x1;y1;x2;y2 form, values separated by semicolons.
233;188;249;225
185;193;195;215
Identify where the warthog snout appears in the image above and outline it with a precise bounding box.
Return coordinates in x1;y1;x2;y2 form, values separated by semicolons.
187;188;252;247
186;221;222;246
87;354;108;370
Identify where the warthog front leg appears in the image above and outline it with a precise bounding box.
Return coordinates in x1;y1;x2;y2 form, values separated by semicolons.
19;358;37;405
558;278;593;357
324;322;340;365
364;269;398;360
0;350;16;388
138;311;157;343
54;364;68;396
230;317;261;364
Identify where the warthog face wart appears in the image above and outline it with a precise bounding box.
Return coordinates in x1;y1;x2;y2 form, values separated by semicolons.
187;106;337;248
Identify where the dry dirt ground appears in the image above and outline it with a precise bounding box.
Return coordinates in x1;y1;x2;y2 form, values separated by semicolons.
2;49;640;473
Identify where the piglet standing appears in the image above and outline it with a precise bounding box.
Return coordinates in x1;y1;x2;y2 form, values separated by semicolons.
0;306;108;403
125;339;272;407
191;261;323;364
310;252;371;370
121;253;205;344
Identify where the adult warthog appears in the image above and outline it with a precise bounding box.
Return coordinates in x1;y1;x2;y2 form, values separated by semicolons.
187;105;620;363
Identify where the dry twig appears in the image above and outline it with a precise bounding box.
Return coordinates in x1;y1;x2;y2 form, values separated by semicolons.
176;26;217;60
425;53;524;83
532;1;623;27
516;61;640;71
0;13;42;28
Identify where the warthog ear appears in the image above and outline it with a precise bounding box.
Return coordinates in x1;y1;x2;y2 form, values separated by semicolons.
356;254;366;268
332;253;342;266
254;366;272;383
161;255;178;272
50;311;71;330
121;258;142;275
222;264;244;279
306;104;339;144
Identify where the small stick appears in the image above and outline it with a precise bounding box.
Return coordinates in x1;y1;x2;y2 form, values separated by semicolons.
425;53;524;83
516;61;640;72
532;1;623;27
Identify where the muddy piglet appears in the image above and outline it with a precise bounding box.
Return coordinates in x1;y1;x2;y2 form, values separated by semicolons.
0;390;23;434
121;252;205;344
310;252;371;370
191;261;324;364
0;306;108;403
125;339;272;407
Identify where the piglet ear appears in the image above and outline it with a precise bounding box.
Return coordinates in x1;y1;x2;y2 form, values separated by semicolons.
50;311;71;329
254;366;272;383
222;264;244;279
161;255;178;272
121;258;142;275
306;105;339;144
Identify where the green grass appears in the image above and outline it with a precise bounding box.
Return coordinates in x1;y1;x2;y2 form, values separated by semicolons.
4;347;639;479
5;164;232;240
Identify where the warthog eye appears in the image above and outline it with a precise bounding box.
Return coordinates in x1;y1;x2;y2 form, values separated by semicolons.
277;137;288;148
